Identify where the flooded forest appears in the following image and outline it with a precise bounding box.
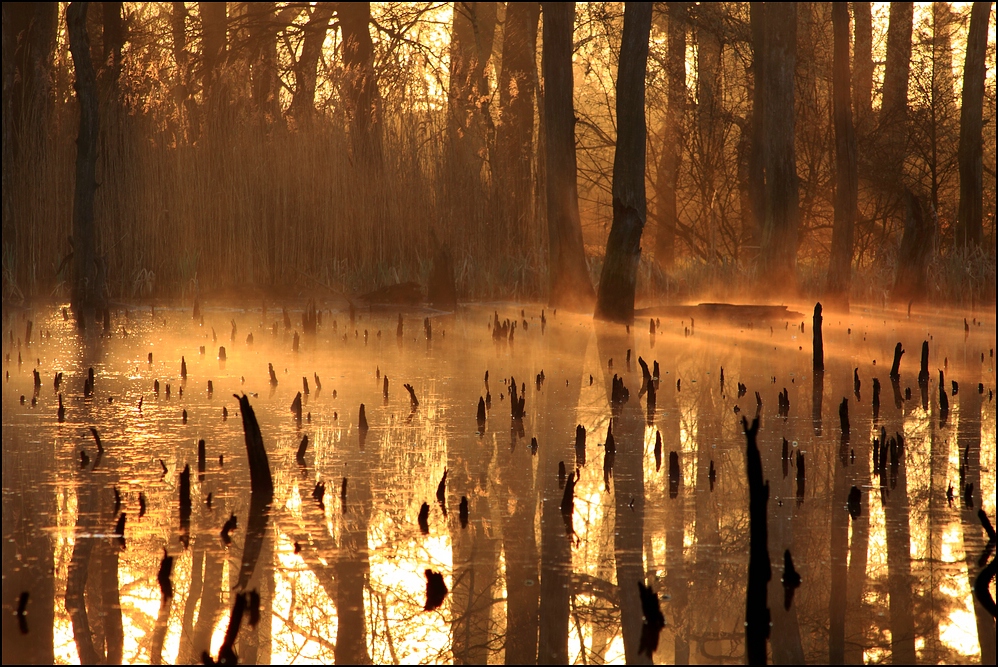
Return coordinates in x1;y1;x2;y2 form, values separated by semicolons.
2;2;997;666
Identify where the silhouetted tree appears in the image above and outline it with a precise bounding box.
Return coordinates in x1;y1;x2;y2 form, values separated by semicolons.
594;2;652;323
956;2;992;248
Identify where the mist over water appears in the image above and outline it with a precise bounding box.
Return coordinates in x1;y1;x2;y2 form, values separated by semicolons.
2;302;995;664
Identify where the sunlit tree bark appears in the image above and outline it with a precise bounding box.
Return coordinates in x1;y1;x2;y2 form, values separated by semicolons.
594;2;652;323
100;2;124;97
542;2;595;311
758;3;799;292
956;2;992;248
654;2;687;272
827;2;858;299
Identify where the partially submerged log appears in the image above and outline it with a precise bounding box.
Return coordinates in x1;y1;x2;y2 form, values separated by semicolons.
635;303;804;324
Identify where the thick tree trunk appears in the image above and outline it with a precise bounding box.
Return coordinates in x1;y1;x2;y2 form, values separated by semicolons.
852;2;873;133
448;2;497;170
758;3;799;292
339;2;381;162
496;2;539;243
542;2;595;311
290;3;334;125
654;2;687;271
956;2;991;248
594;2;652;324
827;2;858;299
68;2;100;318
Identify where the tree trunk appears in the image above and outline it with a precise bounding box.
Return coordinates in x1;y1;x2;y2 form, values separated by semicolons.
695;3;723;258
5;2;59;144
759;3;799;292
542;2;595;311
290;3;333;125
68;2;100;318
956;2;991;248
496;1;539;244
170;2;200;140
247;2;282;128
448;2;497;171
892;190;934;302
827;2;858;299
745;2;766;260
851;2;873;133
198;2;229;123
653;2;687;271
338;2;381;162
879;1;913;184
100;2;124;95
594;2;652;324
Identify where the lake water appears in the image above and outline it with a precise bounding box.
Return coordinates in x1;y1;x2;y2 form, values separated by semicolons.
2;302;995;664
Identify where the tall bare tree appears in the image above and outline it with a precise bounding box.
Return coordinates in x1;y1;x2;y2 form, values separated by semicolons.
956;1;992;248
758;3;800;290
542;2;595;310
827;2;858;299
654;2;687;271
594;2;652;323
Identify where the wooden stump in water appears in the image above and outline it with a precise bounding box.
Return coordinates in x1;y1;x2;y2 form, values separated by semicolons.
812;302;824;373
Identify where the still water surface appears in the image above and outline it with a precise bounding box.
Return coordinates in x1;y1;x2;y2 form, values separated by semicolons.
2;302;995;664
